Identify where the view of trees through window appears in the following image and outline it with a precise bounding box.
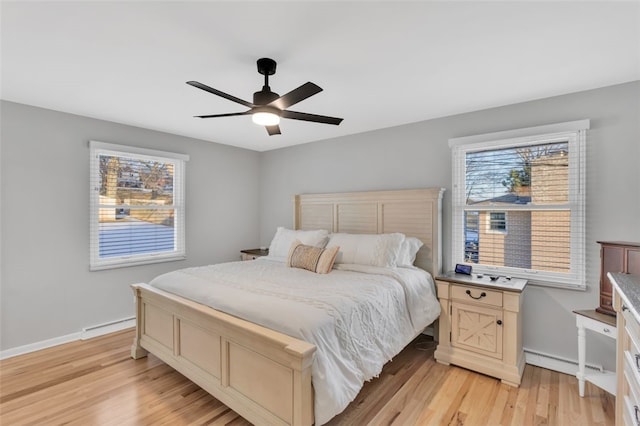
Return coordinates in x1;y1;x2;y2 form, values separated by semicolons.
463;141;570;272
98;154;176;258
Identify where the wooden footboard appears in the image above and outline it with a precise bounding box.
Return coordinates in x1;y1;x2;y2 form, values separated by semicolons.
131;283;316;426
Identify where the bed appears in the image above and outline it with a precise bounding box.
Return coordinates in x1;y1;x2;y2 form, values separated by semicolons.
130;188;444;425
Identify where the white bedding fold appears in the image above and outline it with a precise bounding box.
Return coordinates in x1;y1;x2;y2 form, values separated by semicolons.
149;259;440;425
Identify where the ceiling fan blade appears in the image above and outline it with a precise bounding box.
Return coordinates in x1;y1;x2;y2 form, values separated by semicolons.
266;125;281;136
268;82;322;110
187;81;254;108
281;110;343;125
194;111;251;118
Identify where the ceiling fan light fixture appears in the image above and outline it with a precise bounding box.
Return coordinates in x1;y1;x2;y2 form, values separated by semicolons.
252;108;280;126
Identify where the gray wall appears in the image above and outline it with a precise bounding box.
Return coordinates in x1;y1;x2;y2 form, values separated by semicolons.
259;81;640;369
2;82;638;367
0;101;261;351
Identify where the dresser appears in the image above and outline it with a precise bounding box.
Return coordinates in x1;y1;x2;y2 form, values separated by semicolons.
611;272;640;425
598;241;640;316
434;272;527;386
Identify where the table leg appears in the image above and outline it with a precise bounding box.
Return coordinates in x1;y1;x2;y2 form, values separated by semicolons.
577;323;586;397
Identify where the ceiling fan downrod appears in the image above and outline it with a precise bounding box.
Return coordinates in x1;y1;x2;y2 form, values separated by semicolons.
254;58;279;105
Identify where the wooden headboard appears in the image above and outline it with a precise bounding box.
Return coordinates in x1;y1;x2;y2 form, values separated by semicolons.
293;188;445;277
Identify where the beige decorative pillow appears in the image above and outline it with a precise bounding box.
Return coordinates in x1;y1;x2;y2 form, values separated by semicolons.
287;240;340;274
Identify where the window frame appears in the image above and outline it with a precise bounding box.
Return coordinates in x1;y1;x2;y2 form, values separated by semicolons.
488;211;508;234
89;141;189;271
449;120;589;289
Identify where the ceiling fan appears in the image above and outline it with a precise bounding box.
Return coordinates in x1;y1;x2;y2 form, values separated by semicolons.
187;58;343;136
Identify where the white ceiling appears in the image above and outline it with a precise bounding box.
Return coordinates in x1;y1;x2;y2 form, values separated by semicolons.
2;1;639;152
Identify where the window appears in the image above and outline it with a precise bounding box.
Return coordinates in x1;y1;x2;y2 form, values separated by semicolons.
450;120;588;289
488;212;507;232
89;141;189;270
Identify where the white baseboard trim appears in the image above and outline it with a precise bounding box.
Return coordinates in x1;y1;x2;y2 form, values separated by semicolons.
524;346;603;376
1;316;135;360
1;331;81;360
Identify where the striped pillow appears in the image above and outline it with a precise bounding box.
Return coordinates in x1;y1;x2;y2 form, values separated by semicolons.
287;240;339;274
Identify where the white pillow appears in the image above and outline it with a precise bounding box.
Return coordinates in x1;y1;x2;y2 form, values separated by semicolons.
327;232;405;268
397;237;424;267
268;227;329;259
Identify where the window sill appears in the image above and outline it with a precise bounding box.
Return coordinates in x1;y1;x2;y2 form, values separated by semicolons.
90;254;186;271
525;278;587;291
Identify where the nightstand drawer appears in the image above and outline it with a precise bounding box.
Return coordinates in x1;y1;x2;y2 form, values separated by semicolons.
451;284;503;307
591;320;615;337
579;314;617;337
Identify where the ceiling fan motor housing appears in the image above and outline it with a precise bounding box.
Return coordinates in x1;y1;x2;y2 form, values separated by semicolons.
254;88;279;106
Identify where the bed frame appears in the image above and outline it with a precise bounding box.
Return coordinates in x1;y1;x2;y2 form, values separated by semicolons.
131;188;444;426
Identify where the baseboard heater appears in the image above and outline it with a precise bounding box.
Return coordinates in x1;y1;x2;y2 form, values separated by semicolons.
524;347;604;376
81;316;135;340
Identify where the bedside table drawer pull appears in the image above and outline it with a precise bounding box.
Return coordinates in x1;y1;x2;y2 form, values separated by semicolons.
635;354;640;372
465;289;486;300
497;320;503;326
635;405;640;424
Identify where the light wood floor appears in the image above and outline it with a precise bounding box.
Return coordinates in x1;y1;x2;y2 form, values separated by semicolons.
0;329;614;425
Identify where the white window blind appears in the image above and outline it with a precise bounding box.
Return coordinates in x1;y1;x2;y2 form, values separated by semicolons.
449;120;588;289
89;141;189;270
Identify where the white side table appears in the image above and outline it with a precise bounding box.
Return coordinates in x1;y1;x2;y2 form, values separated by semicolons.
574;309;617;397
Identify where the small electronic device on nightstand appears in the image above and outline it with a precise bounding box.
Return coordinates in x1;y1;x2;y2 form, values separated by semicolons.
454;263;472;275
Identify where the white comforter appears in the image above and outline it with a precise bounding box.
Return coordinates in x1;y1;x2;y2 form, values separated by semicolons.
149;258;440;425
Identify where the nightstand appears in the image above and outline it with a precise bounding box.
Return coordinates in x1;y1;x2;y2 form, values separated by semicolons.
240;248;269;261
573;309;616;397
434;271;527;386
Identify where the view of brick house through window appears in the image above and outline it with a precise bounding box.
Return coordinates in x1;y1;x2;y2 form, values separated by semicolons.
464;142;570;273
451;120;587;288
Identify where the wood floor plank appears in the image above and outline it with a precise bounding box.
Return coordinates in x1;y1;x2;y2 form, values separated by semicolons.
457;373;501;425
547;369;561;426
499;381;521;425
415;366;475;425
0;329;615;425
535;365;551;422
485;382;511;425
365;354;445;425
525;365;542;424
510;363;533;425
